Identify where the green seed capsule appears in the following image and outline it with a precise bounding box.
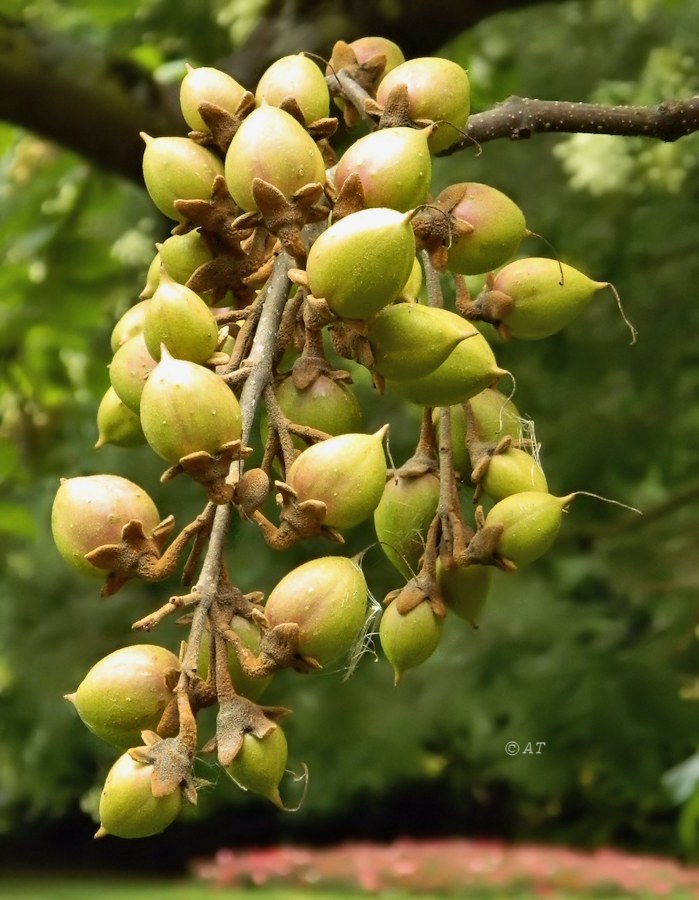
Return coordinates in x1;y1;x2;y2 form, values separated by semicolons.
264;556;368;667
480;447;548;502
96;752;181;839
139;348;242;464
307;208;416;319
51;475;160;578
485;491;575;565
388;325;506;407
374;471;440;579
141;134;224;223
376;57;470;154
95;386;146;449
380;598;443;684
109;333;157;414
158;230;213;286
180;66;247;132
143;270;218;363
68;644;179;748
255;53;330;124
335;127;431;212
198;617;273;703
226;725;288;807
111;301;150;353
286;427;388;529
225;105;326;212
437;561;493;627
368;303;471;379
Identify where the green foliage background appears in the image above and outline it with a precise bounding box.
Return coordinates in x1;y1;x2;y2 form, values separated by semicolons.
1;0;698;858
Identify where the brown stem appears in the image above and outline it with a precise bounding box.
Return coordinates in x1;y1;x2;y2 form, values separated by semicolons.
446;95;699;153
422;250;444;308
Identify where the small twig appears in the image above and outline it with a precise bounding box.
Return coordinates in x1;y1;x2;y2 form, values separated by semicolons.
444;95;699;153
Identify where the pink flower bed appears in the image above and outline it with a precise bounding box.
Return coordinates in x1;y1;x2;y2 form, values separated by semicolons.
192;838;699;896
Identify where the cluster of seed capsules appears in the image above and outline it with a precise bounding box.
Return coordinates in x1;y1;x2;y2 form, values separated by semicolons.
51;38;634;839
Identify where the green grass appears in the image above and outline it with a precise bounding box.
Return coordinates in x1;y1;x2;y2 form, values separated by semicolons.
2;879;699;900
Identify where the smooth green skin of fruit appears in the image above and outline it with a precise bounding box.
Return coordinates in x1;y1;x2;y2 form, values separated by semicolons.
437;561;493;627
255;54;329;124
97;752;181;839
140;253;161;300
158;231;213;286
287;429;387;529
349;36;405;80
71;645;179;748
264;556;368;666
481;447;548;502
225;106;326;212
388;323;506;407
141;135;224;222
335;127;431;212
143;272;218;364
307;208;416;319
439;388;522;475
376;57;470;154
399;256;423;301
444;183;527;275
198;617;272;702
180;66;246;132
96;386;146;449
261;373;363;450
226;725;288;807
380;599;443;684
486;491;573;565
368;303;471;379
109;333;157;414
487;258;605;340
139;349;242;464
374;472;440;580
52;475;160;578
111;301;149;353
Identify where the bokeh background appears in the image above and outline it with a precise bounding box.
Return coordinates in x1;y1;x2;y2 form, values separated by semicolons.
1;0;698;886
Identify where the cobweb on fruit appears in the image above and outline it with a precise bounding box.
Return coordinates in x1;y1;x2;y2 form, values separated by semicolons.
341;550;383;682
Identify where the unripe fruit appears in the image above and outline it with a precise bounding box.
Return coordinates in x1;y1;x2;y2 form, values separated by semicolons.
380;599;443;684
140;254;161;300
51;475;160;578
368;303;472;379
485;491;576;565
199;617;272;702
226;724;288;807
262;373;363;448
139;349;242;464
437;561;493;627
110;301;149;353
286;427;388;529
225;106;326;212
440;389;522;475
109;333;158;414
481;447;548;502
68;645;179;748
95;386;146;449
335;127;431;212
264;556;368;666
441;183;527;275
143;271;218;363
388;323;506;407
96;752;182;839
374;472;440;579
255;54;330;124
180;66;246;132
479;258;610;340
307;208;416;319
399;256;423;302
376;57;470;153
348;36;405;81
141;134;224;222
158;230;213;286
